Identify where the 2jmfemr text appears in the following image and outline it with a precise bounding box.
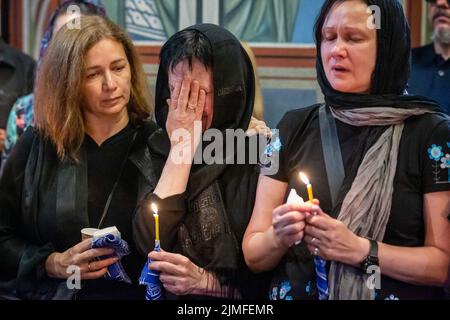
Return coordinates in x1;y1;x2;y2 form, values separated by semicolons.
176;304;274;318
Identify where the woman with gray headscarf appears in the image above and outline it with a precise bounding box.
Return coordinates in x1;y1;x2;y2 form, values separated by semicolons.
243;0;449;300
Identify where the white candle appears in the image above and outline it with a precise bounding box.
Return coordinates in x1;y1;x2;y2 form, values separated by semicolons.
286;189;304;245
287;188;304;205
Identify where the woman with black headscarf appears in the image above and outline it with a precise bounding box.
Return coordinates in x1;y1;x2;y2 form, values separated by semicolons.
133;24;271;299
243;0;449;300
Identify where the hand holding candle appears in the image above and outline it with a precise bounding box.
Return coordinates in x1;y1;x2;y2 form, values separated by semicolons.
139;202;163;300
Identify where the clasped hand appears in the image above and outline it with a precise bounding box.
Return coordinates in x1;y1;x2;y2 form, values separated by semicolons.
272;201;367;265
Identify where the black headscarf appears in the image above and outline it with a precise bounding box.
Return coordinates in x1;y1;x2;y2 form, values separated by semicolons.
155;24;255;200
315;0;441;111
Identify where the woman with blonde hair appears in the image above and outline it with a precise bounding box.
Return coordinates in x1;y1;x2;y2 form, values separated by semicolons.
0;15;163;299
1;0;106;174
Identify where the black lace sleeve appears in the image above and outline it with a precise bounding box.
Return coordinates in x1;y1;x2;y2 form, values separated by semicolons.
133;192;187;255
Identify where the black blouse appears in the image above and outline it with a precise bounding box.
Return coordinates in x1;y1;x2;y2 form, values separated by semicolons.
266;104;450;300
0;124;150;299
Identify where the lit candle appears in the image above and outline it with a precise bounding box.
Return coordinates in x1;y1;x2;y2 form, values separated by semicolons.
140;203;163;300
299;172;329;300
151;203;159;243
299;172;314;203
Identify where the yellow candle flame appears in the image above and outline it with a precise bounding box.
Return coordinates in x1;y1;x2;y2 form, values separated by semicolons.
299;172;314;203
299;172;310;185
151;203;158;214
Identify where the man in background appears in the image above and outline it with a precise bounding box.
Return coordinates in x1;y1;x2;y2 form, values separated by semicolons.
409;0;450;114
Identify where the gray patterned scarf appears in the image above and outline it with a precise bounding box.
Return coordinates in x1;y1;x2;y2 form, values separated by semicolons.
327;107;433;300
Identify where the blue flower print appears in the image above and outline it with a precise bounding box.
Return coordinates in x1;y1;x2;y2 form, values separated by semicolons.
441;154;450;169
270;281;293;300
264;144;274;157
264;137;282;157
428;144;450;184
272;137;282;152
428;144;443;161
384;294;400;300
441;154;450;182
279;281;292;300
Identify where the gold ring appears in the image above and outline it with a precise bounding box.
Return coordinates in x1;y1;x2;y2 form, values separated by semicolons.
187;103;196;110
88;262;92;272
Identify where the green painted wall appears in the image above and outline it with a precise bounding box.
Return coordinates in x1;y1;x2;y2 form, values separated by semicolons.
102;0;125;27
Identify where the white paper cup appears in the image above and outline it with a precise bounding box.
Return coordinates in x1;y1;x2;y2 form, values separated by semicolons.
93;226;121;240
81;228;98;241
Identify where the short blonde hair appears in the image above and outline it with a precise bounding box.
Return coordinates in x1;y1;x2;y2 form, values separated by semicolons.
35;15;152;161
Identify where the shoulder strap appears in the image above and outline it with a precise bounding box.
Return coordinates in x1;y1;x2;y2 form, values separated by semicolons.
319;105;345;207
